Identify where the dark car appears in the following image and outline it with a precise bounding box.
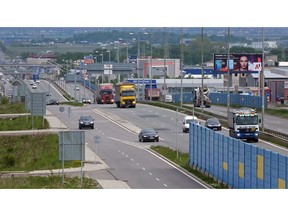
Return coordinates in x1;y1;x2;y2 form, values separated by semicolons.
138;128;159;142
205;117;222;131
82;97;91;104
79;115;94;129
46;98;59;105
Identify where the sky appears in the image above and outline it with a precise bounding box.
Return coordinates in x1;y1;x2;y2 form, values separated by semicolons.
1;0;288;27
1;1;288;216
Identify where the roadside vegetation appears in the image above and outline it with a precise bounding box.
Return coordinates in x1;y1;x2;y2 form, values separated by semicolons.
150;145;228;189
0;116;49;131
0;175;100;189
0;99;26;114
0;134;80;171
0;134;100;188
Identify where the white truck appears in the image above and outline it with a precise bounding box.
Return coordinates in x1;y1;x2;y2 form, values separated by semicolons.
193;85;211;107
228;107;260;142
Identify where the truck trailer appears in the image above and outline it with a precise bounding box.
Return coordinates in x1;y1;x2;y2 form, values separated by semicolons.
227;107;260;142
145;88;161;101
114;82;136;108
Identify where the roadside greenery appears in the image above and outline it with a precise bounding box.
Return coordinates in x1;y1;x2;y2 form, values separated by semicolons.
150;145;228;189
0;175;100;189
0;116;49;131
0;134;80;171
0;100;26;114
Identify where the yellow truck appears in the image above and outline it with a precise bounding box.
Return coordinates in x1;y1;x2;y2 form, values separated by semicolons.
114;82;136;108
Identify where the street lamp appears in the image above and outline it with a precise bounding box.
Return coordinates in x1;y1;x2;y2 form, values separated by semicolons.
149;31;153;101
142;32;149;101
107;50;111;82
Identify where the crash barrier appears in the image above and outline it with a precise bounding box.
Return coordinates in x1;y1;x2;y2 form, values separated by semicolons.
189;123;287;189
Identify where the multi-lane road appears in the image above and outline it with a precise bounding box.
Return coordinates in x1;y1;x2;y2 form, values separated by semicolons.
23;80;288;188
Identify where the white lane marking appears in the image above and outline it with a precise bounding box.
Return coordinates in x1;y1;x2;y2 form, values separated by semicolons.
163;184;168;187
131;158;134;161
108;136;210;189
142;167;146;171
156;178;160;181
149;173;152;176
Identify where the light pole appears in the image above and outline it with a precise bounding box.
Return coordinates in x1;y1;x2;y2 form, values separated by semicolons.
107;50;111;82
227;27;231;116
74;61;77;101
149;31;153;101
201;27;204;113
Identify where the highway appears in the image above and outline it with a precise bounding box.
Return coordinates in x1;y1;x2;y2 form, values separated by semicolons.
25;80;288;187
39;81;208;189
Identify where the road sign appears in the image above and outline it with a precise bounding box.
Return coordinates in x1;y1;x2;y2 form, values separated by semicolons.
59;107;65;112
94;135;101;144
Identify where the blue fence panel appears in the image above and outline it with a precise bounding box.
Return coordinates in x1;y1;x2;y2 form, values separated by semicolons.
210;93;267;109
244;144;252;188
271;152;279;189
213;133;220;180
209;130;215;176
264;150;271;189
197;126;202;168
278;154;286;188
228;138;234;187
251;145;258;188
257;148;264;189
218;134;224;183
222;136;229;184
201;127;208;172
232;140;240;188
238;142;245;189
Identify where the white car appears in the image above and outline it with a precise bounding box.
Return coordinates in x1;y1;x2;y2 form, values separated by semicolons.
32;84;37;89
182;115;200;133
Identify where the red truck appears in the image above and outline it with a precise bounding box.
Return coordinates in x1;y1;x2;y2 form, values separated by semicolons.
145;88;161;101
96;83;114;104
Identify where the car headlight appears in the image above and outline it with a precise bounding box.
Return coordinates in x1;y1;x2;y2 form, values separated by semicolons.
155;135;159;137
80;121;83;124
90;122;94;124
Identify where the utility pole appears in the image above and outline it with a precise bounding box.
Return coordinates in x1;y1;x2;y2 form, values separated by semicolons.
149;31;153;101
180;27;184;107
227;27;231;116
261;27;265;132
201;27;204;113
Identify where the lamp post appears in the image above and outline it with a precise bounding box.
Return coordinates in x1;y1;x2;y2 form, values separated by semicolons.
73;61;77;101
107;50;111;83
149;31;153;101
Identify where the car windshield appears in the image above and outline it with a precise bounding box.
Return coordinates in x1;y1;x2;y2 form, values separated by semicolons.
236;115;258;125
142;128;156;134
122;90;136;96
207;118;220;124
80;116;91;121
100;90;113;95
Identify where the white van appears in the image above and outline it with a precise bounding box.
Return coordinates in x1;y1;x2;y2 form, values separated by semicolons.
164;94;173;103
182;115;200;133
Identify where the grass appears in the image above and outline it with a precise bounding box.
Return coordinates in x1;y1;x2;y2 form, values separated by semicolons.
0;102;26;114
0;134;81;171
150;145;228;189
0;134;100;189
0;175;101;189
0;116;49;131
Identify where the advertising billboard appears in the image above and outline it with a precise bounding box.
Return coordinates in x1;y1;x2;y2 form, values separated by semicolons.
214;54;262;73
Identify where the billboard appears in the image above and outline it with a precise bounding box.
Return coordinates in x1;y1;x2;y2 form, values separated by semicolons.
214;54;262;73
